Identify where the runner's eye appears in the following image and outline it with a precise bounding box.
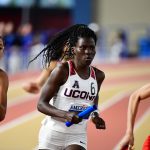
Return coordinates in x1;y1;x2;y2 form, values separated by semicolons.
79;46;86;50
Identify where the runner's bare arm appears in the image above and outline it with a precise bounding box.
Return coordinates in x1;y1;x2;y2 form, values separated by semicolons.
0;70;9;121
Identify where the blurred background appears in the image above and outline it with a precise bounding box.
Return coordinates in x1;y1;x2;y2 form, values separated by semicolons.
0;0;150;73
0;0;150;150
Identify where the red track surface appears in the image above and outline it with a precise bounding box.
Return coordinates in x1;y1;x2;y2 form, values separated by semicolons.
0;59;150;150
88;95;150;150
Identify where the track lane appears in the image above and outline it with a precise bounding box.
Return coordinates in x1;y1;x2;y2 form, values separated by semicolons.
88;96;150;150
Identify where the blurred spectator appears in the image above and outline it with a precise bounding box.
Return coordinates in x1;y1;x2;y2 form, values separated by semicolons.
3;22;16;71
3;22;15;48
28;33;44;70
8;46;21;74
118;30;128;57
15;23;33;47
16;23;33;71
40;30;49;45
19;23;33;47
138;28;150;58
109;30;128;63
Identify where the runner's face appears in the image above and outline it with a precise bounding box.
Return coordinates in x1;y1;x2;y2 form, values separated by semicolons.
73;37;96;66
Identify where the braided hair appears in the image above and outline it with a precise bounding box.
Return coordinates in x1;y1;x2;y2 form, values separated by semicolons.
29;24;97;68
29;24;86;68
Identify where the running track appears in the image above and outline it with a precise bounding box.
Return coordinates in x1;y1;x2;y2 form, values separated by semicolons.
0;59;150;150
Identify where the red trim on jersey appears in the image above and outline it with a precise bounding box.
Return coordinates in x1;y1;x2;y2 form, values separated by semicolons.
69;61;76;75
91;67;96;79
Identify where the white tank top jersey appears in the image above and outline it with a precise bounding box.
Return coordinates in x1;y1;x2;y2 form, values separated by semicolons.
42;61;98;133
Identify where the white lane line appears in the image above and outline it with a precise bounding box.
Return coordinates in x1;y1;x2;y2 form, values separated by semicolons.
99;91;130;111
0;111;41;133
134;108;150;130
1;90;129;133
8;94;39;107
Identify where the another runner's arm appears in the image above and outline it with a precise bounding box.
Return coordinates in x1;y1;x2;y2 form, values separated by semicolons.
126;84;150;134
36;61;58;87
118;84;150;149
0;70;9;121
22;60;57;94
